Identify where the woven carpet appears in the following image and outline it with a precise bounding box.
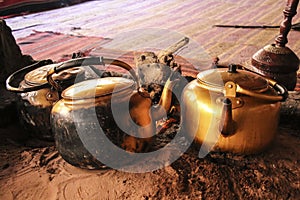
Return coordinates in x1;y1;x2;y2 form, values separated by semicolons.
16;31;200;75
16;31;112;61
16;30;300;90
7;0;298;66
9;0;300;73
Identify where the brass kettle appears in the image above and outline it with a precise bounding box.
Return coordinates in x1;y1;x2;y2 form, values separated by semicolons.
181;64;288;154
6;60;85;140
48;57;177;169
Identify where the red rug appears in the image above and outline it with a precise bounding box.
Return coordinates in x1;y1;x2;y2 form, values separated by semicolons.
16;31;299;91
16;31;112;61
16;31;199;76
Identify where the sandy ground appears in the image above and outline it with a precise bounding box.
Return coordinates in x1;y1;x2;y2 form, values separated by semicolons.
1;118;300;199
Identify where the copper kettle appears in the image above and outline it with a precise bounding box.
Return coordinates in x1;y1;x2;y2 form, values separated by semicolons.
47;57;178;169
181;64;288;154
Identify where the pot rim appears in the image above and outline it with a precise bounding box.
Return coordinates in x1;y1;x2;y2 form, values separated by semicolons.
196;67;269;93
61;77;135;101
196;66;286;102
24;64;85;86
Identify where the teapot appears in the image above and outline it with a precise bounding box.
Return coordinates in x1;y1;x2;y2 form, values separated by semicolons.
181;64;288;154
47;57;178;169
6;59;85;140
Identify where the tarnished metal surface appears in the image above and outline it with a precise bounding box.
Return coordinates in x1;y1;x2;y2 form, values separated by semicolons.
12;63;85;140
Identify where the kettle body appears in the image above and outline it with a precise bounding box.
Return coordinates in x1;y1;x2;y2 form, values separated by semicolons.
6;60;85;140
51;78;152;169
48;57;176;169
181;65;287;154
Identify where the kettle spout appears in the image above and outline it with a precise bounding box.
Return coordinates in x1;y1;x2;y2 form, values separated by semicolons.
219;98;236;136
151;69;180;121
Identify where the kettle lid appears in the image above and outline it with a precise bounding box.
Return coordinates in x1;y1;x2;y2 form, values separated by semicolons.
197;64;269;92
62;77;135;100
24;64;84;86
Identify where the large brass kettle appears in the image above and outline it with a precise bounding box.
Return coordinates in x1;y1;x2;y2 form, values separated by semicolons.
48;57;178;169
181;64;288;154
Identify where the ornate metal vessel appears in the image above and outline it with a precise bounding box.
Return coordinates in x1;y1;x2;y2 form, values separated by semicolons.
249;0;299;90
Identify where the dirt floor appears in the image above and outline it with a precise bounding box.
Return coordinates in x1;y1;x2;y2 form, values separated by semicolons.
0;99;300;199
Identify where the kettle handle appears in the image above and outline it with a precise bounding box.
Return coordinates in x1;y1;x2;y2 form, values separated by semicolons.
214;64;288;102
47;56;140;91
235;79;288;102
6;59;53;93
236;65;289;101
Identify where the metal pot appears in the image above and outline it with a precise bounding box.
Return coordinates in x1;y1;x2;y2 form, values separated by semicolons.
6;60;85;140
48;57;177;169
181;64;288;154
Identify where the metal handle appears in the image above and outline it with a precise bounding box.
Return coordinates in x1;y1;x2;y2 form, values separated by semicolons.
46;56;140;91
214;64;288;102
235;80;288;102
6;59;53;93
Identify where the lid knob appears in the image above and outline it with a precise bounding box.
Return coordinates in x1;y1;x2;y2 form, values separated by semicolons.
228;64;237;73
